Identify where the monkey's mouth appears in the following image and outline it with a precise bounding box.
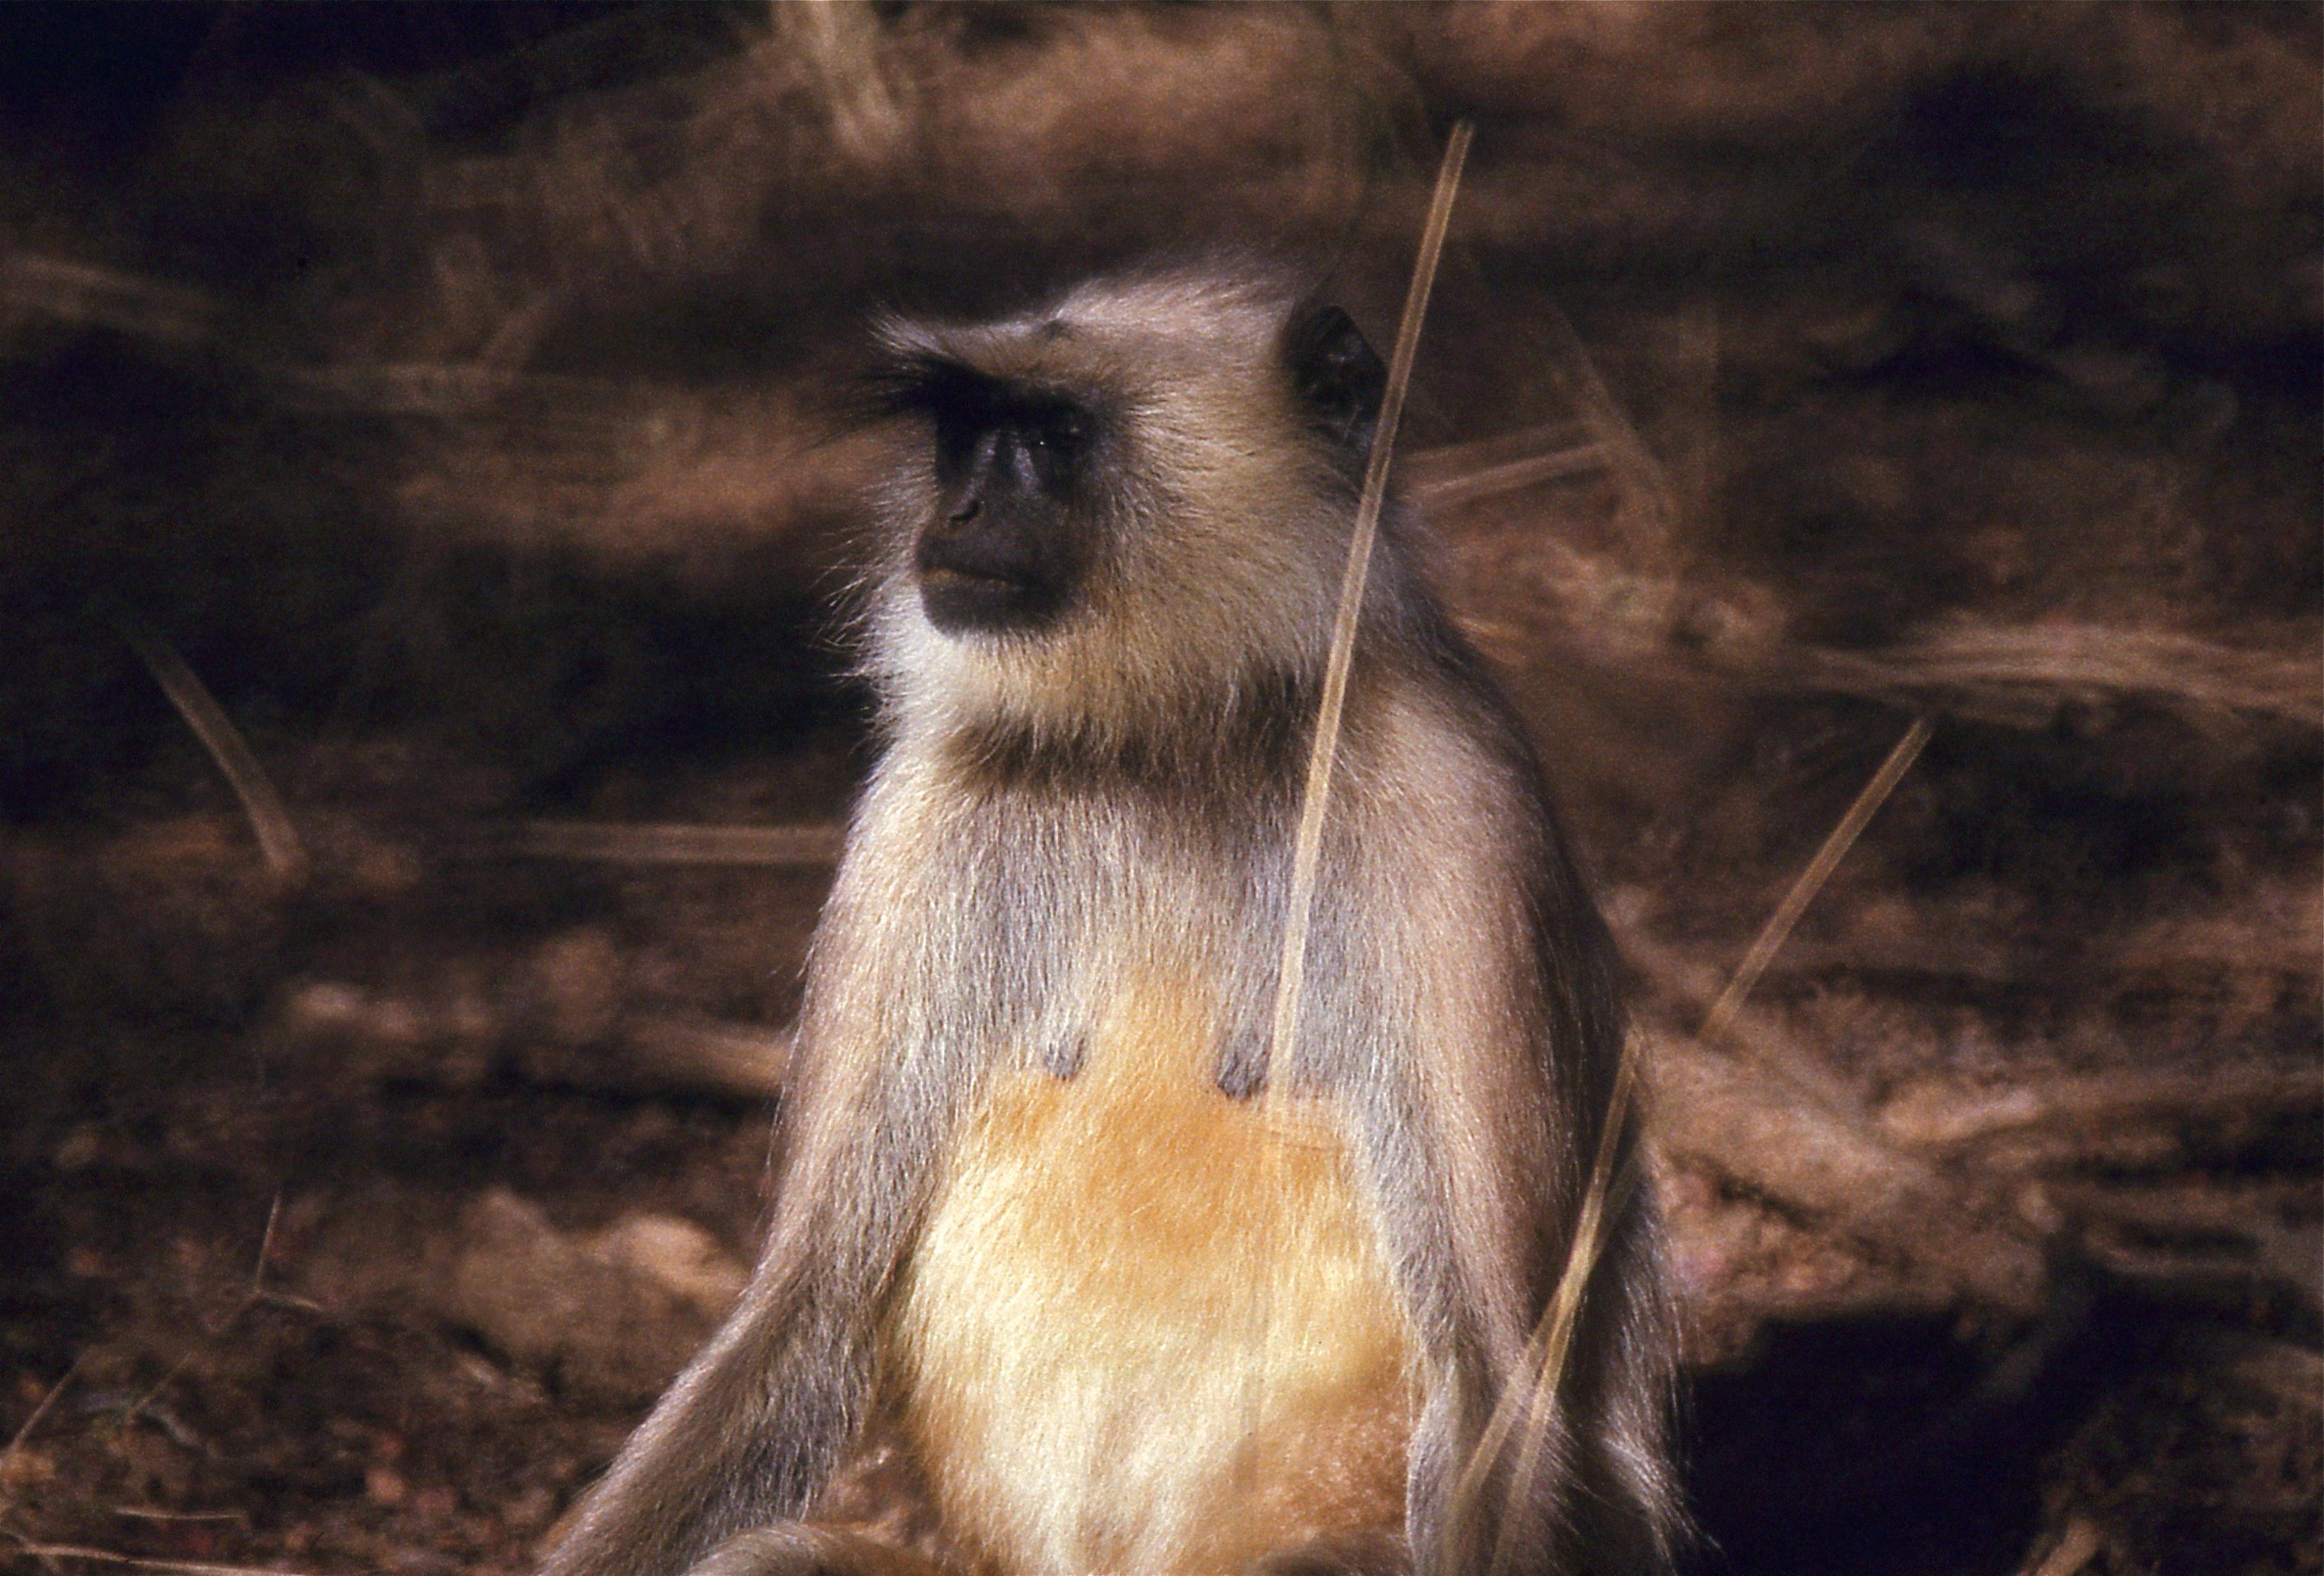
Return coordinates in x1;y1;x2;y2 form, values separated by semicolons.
921;563;1017;589
917;563;1055;634
915;536;1068;635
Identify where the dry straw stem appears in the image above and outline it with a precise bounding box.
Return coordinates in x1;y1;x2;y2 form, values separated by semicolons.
1537;306;1681;608
1882;1062;2324;1297
1413;415;2318;734
101;1514;245;1528
1404;420;1605;511
5;1542;319;1576
1;1207;339;1574
1262;117;1472;1106
1627;931;2313;1313
1465;712;1959;1561
1879;1065;2324;1160
1767;620;2324;733
273;976;793;1099
1439;1046;1646;1576
121;625;307;885
107;1196;304;1462
776;0;908;164
1620;929;2049;1311
1410;442;1603;510
617;1015;792;1098
1242;117;1469;1497
2054;1177;2317;1301
0;253;218;346
1651;1036;2048;1314
0;1354;84;1528
1699;714;1934;1053
274;360;605;417
2020;1515;2106;1576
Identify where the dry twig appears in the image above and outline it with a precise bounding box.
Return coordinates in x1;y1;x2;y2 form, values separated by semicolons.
1753;619;2322;732
1652;1036;2048;1314
1699;715;1934;1052
5;1541;316;1576
1255;113;1471;1526
120;626;307;885
1264;118;1472;1097
1407;420;1605;510
0;1355;84;1526
2020;1515;2106;1576
1465;709;1981;1555
0;254;217;346
1878;1066;2324;1159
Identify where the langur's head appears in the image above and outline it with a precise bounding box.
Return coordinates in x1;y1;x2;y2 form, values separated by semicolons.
863;268;1391;744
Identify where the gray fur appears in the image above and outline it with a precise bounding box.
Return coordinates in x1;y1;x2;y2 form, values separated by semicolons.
538;265;1679;1576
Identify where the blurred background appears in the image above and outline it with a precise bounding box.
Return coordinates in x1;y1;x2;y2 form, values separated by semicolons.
0;5;2315;1574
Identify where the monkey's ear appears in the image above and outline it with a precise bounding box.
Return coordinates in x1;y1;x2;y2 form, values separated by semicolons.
1283;302;1385;453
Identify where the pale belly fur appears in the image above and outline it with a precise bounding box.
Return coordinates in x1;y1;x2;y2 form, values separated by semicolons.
882;976;1416;1576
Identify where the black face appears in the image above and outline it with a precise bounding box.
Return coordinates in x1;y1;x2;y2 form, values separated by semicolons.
888;358;1099;636
878;298;1380;637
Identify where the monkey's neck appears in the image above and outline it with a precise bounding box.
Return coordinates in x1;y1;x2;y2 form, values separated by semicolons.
931;661;1328;806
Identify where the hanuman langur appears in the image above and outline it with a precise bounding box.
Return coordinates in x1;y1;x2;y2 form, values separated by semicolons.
540;264;1680;1576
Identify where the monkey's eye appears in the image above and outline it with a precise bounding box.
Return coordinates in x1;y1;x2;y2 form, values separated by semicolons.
1024;407;1091;481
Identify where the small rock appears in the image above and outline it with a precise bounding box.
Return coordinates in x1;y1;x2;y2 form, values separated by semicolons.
595;1213;748;1318
442;1188;724;1405
366;1465;409;1505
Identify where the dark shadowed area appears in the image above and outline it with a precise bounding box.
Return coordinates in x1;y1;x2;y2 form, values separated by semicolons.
0;5;2315;1575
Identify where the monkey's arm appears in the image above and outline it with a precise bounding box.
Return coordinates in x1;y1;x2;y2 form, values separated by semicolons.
1321;701;1679;1576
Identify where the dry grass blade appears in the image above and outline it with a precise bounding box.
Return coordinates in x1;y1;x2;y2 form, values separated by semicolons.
1701;714;1934;1052
1770;623;2322;731
0;1355;84;1526
1410;442;1607;510
2020;1516;2107;1576
0;253;218;346
777;0;907;163
120;625;307;885
1243;118;1472;1498
1539;306;1680;600
1652;1036;2047;1312
1462;714;1943;1565
1262;118;1472;1106
1405;419;1605;509
1407;421;1591;481
480;820;846;868
1439;1047;1645;1576
272;358;645;418
1;1358;78;1468
276;360;537;415
7;1543;319;1576
1879;1065;2324;1154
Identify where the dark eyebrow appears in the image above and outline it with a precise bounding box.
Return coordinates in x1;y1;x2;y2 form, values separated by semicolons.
865;353;1006;424
868;353;1092;436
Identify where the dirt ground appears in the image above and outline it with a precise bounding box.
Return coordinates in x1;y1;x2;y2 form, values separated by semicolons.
0;6;2316;1574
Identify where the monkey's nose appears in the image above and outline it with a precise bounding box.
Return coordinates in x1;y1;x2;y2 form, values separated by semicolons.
946;497;983;526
